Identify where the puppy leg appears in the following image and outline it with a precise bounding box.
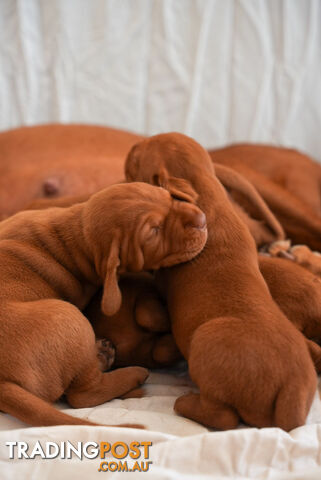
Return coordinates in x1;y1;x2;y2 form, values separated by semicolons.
135;293;170;332
66;365;148;408
0;299;148;426
174;393;239;430
152;333;182;365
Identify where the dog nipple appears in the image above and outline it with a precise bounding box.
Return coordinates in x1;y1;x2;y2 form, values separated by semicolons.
43;177;60;196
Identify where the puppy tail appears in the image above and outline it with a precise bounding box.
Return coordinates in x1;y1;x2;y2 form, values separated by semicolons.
0;382;143;429
214;164;284;242
274;377;316;432
238;166;321;250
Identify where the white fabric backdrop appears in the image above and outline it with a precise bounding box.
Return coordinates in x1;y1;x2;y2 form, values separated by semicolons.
0;0;320;159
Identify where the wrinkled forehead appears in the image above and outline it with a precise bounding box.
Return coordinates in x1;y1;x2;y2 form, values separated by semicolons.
124;183;173;213
132;186;173;223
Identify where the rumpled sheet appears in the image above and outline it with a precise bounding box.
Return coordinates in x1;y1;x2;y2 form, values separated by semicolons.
1;366;321;479
0;0;320;160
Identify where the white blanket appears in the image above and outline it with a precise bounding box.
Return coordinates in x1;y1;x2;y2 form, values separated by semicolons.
1;366;321;479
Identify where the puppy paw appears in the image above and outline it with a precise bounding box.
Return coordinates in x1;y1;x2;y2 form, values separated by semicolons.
121;387;147;399
291;245;321;276
267;240;292;258
126;366;149;386
96;339;116;371
291;245;313;262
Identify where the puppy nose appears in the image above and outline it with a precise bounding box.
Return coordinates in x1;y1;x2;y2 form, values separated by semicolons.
184;210;206;230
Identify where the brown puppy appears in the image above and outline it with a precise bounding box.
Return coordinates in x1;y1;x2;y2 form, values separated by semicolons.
25;196;183;368
86;273;181;368
209;144;321;215
0;182;207;427
125;133;317;431
259;256;321;369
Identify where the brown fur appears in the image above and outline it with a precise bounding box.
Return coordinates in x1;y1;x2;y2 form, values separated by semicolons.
213;164;284;246
2;124;321;252
210;146;321;250
209;144;321;215
0;124;143;219
125;133;317;431
23;158;321;375
86;273;181;368
0;182;207;427
24;197;183;369
259;256;321;370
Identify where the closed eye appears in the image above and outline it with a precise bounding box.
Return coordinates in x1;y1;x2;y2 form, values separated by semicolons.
145;225;161;241
171;194;189;203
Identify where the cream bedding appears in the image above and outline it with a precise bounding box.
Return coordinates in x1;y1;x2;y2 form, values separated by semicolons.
1;366;321;479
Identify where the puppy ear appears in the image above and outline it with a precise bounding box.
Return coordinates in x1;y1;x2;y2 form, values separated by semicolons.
153;167;198;204
125;144;139;181
215;164;284;242
128;227;145;271
101;237;122;316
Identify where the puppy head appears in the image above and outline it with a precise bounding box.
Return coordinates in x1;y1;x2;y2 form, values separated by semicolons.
84;182;207;316
125;132;214;190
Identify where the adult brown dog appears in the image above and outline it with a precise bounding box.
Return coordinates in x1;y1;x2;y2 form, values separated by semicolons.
125;133;317;431
0;182;207;427
25;163;285;248
0;124;143;219
2;124;321;253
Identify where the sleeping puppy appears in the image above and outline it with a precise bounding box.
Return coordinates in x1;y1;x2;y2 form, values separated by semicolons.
25;196;183;369
86;273;181;368
0;182;207;427
125;133;317;431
